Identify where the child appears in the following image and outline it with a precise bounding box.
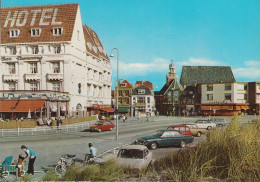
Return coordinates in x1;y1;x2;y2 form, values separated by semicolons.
17;154;24;177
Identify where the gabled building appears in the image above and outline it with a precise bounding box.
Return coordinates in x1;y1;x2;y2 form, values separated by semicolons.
0;3;112;120
113;80;133;115
155;61;183;116
131;84;154;117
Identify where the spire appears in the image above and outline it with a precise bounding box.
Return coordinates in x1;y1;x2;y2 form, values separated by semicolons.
166;59;178;84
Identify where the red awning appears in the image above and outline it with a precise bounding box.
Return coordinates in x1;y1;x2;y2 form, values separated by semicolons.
100;108;115;113
0;100;18;112
14;100;46;112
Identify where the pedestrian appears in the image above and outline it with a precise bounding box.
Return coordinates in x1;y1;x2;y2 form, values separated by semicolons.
122;115;126;122
21;145;37;175
17;154;25;177
57;117;62;130
88;143;97;159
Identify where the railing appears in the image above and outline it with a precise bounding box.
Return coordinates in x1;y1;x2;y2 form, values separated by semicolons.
0;121;95;137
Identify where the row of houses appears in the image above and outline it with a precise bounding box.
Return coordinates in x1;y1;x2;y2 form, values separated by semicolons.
113;61;260;116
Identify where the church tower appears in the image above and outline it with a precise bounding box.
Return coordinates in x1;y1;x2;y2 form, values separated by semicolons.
166;60;178;84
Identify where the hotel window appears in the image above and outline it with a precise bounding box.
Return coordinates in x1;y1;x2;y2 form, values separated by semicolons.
244;84;247;91
138;89;145;94
207;94;213;100
52;27;63;36
52;62;60;73
9;82;16;90
120;83;126;87
147;97;150;103
52;82;60;91
225;84;231;91
8;63;16;74
30;63;38;73
244;94;247;100
9;46;17;55
9;29;20;38
207;84;213;91
32;46;39;54
30;82;38;91
224;93;231;101
31;28;41;37
54;45;61;54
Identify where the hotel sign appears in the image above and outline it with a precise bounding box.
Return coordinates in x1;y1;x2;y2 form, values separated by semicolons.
1;56;43;61
4;8;62;27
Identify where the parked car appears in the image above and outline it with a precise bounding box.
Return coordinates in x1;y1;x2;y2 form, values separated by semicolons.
89;120;115;132
208;118;228;127
116;145;152;169
185;124;207;137
136;129;194;150
167;125;193;136
194;119;216;130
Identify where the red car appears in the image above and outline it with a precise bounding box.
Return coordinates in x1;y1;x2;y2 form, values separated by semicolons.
90;121;115;132
167;125;193;136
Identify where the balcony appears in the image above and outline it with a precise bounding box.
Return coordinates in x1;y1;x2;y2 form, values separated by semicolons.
46;73;64;81
3;74;19;82
24;74;41;81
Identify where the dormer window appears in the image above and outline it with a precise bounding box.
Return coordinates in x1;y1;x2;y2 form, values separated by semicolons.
9;29;20;38
120;83;126;87
53;27;63;36
138;89;145;94
31;28;41;37
87;43;92;50
93;46;97;53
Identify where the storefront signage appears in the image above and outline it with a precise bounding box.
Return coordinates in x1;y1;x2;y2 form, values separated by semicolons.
1;57;12;61
4;8;62;27
17;56;43;61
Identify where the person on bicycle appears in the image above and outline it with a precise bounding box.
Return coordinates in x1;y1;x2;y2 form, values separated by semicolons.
88;143;97;158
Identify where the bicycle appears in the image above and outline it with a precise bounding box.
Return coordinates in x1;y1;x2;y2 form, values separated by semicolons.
55;154;76;175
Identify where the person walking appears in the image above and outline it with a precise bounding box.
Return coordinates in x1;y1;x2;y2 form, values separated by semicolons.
57;117;62;130
122;115;126;122
21;145;37;175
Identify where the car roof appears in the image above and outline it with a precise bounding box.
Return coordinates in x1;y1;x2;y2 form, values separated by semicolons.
120;145;148;150
168;125;189;127
158;129;177;132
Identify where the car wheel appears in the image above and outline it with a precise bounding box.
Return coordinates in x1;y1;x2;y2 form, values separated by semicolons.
180;141;186;148
98;129;102;132
197;132;202;137
150;142;158;150
109;128;113;131
207;126;212;130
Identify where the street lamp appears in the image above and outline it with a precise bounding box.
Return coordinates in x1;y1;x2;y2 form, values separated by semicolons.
110;48;119;140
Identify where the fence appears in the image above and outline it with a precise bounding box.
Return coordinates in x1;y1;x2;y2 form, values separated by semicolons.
0;121;96;137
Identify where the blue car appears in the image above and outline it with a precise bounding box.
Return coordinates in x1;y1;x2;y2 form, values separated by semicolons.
136;129;194;149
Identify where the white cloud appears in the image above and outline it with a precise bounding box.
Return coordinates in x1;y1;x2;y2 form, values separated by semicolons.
233;60;260;80
110;58;169;77
176;57;223;66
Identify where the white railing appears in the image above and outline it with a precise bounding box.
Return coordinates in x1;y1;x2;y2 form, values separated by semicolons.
0;121;95;137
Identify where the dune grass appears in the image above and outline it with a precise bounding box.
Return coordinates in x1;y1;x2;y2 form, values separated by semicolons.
42;116;260;181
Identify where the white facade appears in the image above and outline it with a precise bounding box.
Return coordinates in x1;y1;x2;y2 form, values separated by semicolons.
0;4;112;117
201;82;248;104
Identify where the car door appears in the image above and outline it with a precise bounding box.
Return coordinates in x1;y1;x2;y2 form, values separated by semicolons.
160;131;174;147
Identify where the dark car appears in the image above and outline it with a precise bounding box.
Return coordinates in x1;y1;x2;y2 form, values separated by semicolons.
136;129;194;150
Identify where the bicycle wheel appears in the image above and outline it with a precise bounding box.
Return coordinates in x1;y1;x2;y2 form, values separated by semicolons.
0;175;8;182
55;164;67;175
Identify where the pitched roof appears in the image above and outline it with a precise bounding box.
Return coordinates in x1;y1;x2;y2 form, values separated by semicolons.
180;66;236;86
118;80;133;89
135;81;154;90
1;3;78;44
83;25;100;58
83;25;109;60
158;80;183;95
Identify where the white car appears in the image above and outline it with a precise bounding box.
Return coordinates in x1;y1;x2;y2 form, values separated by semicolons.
116;145;152;169
194;119;216;130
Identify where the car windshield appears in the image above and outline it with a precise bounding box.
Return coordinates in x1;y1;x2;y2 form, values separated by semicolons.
95;122;104;125
118;149;144;159
154;130;164;137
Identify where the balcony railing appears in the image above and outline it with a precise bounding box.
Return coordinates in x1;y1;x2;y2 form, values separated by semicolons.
46;73;64;81
3;74;19;82
24;74;41;81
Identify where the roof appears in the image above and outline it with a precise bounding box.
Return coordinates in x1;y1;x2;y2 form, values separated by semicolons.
135;81;154;90
120;145;148;150
118;80;133;89
180;66;236;86
158;80;183;95
83;25;109;60
132;85;152;95
1;3;78;44
179;86;195;99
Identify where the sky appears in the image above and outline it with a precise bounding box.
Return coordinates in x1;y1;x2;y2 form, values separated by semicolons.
1;0;260;91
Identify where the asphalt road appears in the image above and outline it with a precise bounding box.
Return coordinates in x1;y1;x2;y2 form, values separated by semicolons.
0;115;256;181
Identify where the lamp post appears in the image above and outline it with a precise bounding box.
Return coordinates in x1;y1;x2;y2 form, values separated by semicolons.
110;48;119;140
